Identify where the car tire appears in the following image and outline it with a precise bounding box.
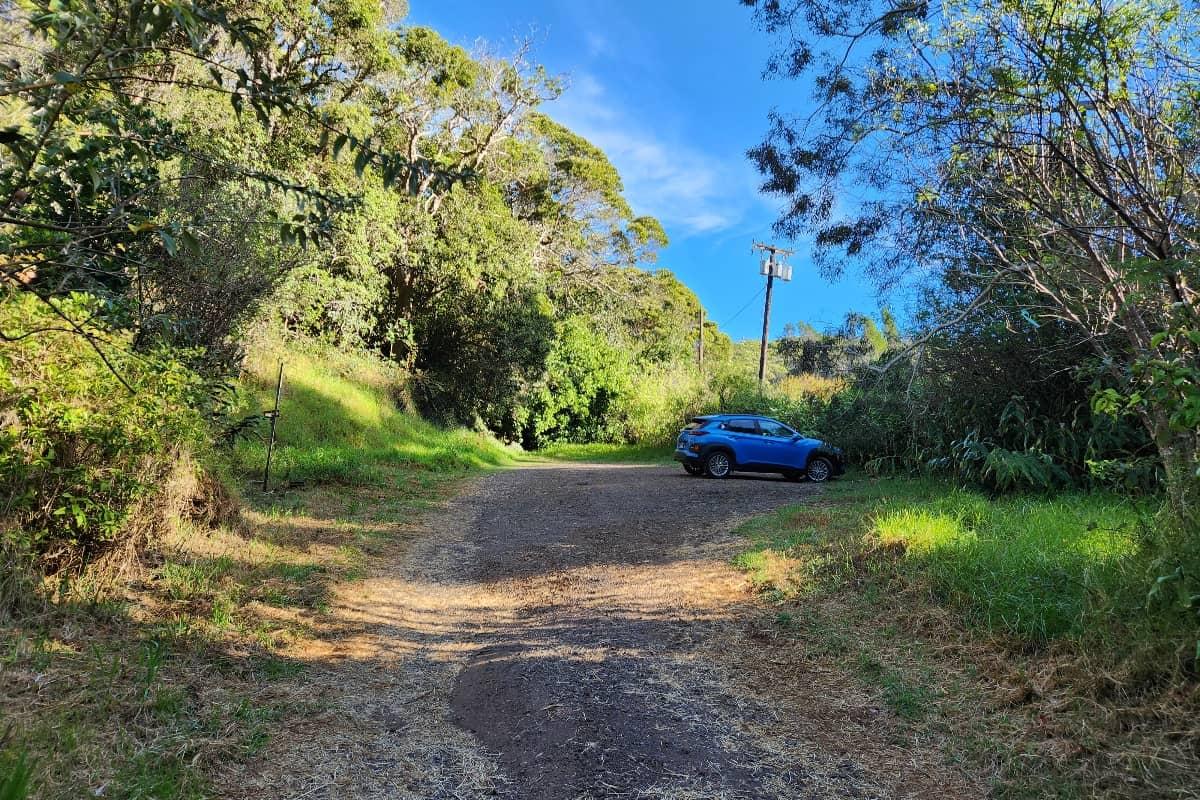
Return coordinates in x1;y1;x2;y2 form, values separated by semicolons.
683;463;702;476
806;456;833;483
703;450;732;479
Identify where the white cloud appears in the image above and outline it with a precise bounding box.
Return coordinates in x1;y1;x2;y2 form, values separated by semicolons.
548;73;767;238
584;32;613;59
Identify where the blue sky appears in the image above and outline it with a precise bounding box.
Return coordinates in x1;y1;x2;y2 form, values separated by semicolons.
407;0;889;341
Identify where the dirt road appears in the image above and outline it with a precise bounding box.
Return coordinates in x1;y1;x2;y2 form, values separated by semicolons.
235;463;975;799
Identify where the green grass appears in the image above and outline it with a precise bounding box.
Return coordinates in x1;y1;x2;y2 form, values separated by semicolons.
868;481;1148;641
738;477;1154;642
537;441;673;463
0;751;32;800
109;751;204;800
233;337;515;485
855;652;938;721
159;557;233;601
732;475;1198;798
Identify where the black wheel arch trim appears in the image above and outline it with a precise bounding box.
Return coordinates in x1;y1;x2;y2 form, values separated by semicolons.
806;447;841;468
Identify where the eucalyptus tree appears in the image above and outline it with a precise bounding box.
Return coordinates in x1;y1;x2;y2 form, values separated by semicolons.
743;0;1200;516
515;113;668;283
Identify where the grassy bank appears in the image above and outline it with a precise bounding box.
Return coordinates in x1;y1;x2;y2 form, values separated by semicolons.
734;476;1199;798
0;335;513;800
536;441;673;464
232;337;515;485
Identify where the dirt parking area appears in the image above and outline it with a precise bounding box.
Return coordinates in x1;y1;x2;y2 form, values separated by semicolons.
230;463;980;799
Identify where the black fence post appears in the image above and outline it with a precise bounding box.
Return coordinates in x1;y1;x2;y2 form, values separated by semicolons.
262;361;283;492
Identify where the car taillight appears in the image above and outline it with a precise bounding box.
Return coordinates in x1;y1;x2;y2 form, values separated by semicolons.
688;431;708;437
689;444;702;452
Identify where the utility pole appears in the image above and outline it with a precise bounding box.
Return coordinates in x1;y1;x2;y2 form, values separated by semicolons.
752;242;794;388
697;307;705;371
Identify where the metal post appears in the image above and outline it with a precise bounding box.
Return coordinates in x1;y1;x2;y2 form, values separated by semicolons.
262;361;283;492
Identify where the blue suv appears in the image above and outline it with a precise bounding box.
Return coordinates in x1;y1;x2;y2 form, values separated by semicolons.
673;414;845;482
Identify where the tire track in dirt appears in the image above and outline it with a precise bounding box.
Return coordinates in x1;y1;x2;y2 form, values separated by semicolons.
233;463;979;799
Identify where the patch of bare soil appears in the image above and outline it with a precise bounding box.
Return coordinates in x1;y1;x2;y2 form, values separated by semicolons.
228;464;983;799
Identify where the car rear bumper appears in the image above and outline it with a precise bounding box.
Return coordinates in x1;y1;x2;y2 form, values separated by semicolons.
673;449;701;465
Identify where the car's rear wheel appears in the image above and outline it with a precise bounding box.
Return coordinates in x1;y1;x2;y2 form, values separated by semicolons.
703;451;732;478
806;456;833;483
683;463;702;476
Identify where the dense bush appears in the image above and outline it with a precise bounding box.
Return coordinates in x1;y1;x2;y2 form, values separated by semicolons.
0;293;209;575
518;317;631;447
790;303;1160;493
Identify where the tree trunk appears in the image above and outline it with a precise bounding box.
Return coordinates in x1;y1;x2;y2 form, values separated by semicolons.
1152;416;1199;530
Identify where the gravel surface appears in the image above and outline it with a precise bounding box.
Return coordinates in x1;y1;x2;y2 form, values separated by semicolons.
237;463;979;800
446;463;823;799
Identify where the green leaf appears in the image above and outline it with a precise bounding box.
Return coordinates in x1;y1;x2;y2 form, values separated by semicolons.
353;147;372;177
178;228;201;256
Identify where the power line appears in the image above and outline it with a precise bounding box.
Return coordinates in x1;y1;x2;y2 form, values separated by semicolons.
719;286;765;328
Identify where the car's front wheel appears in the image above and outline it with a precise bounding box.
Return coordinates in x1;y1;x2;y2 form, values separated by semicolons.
806;456;833;483
683;463;703;476
704;450;733;478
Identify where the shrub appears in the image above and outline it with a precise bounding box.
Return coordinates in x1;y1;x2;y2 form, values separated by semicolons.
520;317;631;448
704;372;833;436
0;292;208;578
616;366;707;446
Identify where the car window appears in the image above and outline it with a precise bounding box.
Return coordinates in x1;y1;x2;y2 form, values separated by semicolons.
759;420;794;438
683;419;708;430
723;418;760;435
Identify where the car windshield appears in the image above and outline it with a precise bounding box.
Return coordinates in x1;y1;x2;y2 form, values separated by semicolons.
683;418;709;430
759;420;795;438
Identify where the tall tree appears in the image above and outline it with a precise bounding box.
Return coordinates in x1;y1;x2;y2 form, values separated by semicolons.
743;0;1200;517
0;0;430;361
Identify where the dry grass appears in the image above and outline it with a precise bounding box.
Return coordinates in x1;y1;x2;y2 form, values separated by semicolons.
0;456;486;799
775;373;846;402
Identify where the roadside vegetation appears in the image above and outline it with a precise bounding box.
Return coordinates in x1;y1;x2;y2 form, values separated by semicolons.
725;3;1200;790
0;332;508;799
535;442;673;464
1;0;1198;797
735;476;1198;797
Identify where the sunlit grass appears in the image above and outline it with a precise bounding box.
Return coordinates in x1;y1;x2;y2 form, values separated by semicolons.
231;337;515;485
537;441;672;464
730;477;1198;797
875;508;973;553
736;476;1164;643
864;484;1146;640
